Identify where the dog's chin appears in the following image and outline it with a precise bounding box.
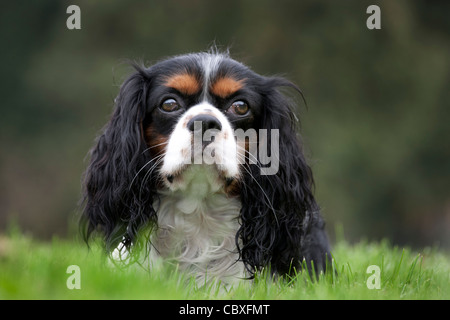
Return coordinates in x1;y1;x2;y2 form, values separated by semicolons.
161;164;237;196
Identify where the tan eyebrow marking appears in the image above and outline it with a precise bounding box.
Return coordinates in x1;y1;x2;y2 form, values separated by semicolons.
211;77;245;98
164;73;201;95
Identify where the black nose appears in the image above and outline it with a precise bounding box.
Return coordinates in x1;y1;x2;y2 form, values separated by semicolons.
187;114;222;133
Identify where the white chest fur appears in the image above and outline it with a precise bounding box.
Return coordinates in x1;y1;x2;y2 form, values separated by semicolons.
149;166;245;285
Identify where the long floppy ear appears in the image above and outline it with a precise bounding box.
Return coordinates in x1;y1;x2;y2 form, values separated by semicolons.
81;66;157;252
238;77;331;276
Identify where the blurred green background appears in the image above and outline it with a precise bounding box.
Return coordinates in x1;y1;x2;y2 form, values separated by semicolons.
1;0;449;249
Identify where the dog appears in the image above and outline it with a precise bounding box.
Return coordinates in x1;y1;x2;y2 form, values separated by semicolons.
81;50;331;285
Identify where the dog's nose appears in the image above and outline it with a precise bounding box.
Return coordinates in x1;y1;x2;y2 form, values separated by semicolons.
187;114;222;134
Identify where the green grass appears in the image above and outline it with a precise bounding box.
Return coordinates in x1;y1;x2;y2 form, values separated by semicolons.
1;233;449;300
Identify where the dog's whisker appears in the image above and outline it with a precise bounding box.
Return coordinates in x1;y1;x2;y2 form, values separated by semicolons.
141;141;169;155
129;154;165;190
239;163;278;225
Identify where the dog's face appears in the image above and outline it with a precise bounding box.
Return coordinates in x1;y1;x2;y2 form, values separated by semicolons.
82;52;330;277
141;53;266;193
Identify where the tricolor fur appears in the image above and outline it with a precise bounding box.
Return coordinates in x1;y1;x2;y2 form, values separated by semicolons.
81;51;331;285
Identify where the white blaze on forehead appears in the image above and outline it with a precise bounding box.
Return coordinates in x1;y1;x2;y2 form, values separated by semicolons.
199;53;224;100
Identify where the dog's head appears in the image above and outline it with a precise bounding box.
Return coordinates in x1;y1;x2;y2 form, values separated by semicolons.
82;51;323;275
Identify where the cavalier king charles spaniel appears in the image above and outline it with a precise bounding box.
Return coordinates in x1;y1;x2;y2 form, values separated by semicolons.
81;51;331;285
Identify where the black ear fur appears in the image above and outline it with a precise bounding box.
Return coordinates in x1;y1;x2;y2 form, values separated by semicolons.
238;77;331;276
81;66;157;252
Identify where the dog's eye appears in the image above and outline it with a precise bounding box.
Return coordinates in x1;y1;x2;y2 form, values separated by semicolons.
228;101;249;116
160;98;180;112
